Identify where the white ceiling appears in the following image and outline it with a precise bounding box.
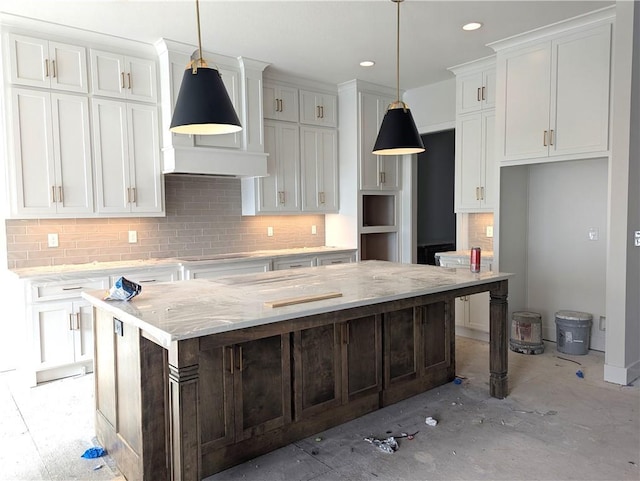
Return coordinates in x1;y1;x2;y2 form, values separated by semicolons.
0;0;614;90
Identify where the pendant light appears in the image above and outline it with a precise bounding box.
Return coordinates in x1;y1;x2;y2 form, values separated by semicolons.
170;0;242;135
372;0;425;155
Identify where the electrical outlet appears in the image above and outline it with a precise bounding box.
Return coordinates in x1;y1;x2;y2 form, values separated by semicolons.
47;233;58;248
599;316;606;331
128;230;137;243
311;225;317;235
635;231;640;247
588;228;599;241
486;225;493;238
267;226;274;237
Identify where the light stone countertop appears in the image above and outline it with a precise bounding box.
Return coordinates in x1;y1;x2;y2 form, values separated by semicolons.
9;246;356;281
81;260;513;348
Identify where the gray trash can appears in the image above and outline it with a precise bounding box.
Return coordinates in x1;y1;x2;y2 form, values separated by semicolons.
555;310;592;355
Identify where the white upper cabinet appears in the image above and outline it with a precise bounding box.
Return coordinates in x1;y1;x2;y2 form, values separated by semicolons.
264;82;299;122
300;126;338;212
92;98;162;214
494;19;612;164
242;121;300;214
456;65;495;114
359;92;401;191
455;110;495;212
90;49;157;102
8;33;88;93
10;88;93;216
299;89;337;127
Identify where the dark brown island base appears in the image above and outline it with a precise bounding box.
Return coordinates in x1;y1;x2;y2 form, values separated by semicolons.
82;261;512;481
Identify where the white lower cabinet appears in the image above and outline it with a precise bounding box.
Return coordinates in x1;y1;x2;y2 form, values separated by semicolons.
316;252;356;266
25;276;109;386
273;256;315;270
455;293;490;332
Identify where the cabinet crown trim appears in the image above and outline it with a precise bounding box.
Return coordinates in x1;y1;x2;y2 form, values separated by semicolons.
447;55;496;75
488;5;614;52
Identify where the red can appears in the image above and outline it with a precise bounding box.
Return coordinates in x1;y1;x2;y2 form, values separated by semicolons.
470;247;481;273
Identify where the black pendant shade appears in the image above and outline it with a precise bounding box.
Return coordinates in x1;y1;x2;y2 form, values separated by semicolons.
372;103;425;155
170;66;242;135
373;0;425;156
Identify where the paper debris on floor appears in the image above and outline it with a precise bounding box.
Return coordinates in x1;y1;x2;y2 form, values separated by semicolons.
425;416;438;426
364;436;398;453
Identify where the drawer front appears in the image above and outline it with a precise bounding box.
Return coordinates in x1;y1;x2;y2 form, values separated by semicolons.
31;277;110;302
273;257;315;271
316;253;355;266
111;268;181;285
184;260;272;280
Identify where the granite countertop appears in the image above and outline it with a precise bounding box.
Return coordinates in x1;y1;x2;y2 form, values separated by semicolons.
81;260;512;348
9;246;356;280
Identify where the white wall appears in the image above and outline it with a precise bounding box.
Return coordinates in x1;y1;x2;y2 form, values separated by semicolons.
526;159;608;351
404;78;456;133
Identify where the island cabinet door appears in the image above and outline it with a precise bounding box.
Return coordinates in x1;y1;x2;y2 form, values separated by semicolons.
341;315;382;402
198;346;236;451
419;301;455;383
234;334;292;441
292;324;342;420
383;308;419;387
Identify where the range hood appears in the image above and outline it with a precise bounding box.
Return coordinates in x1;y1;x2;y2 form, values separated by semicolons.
156;39;269;178
162;146;268;178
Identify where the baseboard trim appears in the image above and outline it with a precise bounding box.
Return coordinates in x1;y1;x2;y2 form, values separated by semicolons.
604;359;640;385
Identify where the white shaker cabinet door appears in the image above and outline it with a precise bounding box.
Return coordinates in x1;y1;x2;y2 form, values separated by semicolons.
500;43;552;162
124;55;157;103
10;89;57;215
456;113;483;210
50;93;94;215
91;50;157;102
549;24;611;157
127;103;163;214
92;98;131;213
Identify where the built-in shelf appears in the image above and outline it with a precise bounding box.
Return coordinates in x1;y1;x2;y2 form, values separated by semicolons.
362;194;395;227
360;232;398;262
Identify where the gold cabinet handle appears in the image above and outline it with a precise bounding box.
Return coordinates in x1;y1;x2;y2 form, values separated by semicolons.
131;187;136;204
121;72;125;89
58;186;63;203
482;86;485;101
317;105;321;118
127;72;132;90
320;105;324;118
543;130;548;147
549;129;554;146
278;191;285;204
51;185;57;203
69;313;74;331
481;186;485;200
238;346;244;372
45;59;49;78
52;60;56;78
477;87;481;102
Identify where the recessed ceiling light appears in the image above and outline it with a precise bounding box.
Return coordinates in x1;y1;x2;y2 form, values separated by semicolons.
360;60;375;67
462;22;483;31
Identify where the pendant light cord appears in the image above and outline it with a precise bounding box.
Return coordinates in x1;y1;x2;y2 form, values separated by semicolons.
396;0;400;103
195;0;204;67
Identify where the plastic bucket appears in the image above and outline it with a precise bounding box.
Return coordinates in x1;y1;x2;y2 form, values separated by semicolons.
555;310;592;355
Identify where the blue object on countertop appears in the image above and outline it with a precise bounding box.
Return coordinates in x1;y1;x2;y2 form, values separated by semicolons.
453;377;463;385
576;370;584;379
81;447;106;459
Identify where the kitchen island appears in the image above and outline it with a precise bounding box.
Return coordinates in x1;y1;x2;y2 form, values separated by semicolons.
82;261;512;481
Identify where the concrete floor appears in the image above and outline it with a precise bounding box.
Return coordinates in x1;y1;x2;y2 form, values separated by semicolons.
1;337;638;481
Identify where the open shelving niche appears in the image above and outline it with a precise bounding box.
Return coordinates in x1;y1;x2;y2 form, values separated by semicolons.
360;193;399;262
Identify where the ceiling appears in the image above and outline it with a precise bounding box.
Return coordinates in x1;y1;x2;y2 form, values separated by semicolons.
0;0;614;91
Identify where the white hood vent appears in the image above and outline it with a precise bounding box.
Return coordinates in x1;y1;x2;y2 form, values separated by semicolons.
155;39;269;178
